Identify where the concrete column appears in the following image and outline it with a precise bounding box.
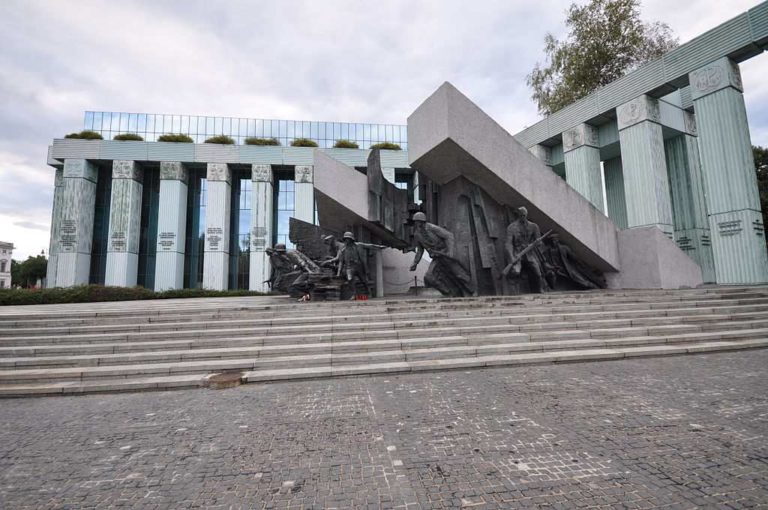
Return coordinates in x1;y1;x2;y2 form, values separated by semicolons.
528;144;553;168
105;161;143;287
249;164;273;293
603;157;628;229
690;57;768;284
563;124;604;211
381;167;396;184
203;163;231;290
154;162;188;291
45;168;64;287
54;159;98;287
374;249;384;298
617;95;674;238
665;121;716;283
294;165;314;223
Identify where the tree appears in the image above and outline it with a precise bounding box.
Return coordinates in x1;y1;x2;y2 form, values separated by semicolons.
12;255;48;288
755;145;768;247
527;0;678;115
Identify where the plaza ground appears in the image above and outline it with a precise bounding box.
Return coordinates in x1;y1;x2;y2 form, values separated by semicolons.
1;349;767;509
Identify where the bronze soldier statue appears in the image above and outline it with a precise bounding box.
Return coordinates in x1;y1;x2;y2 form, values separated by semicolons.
409;212;475;297
322;232;371;296
503;206;547;294
541;233;603;290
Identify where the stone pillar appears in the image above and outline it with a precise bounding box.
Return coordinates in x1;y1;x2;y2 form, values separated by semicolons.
689;57;768;284
294;165;314;223
203;163;231;290
528;144;553;168
104;161;143;287
665;119;716;283
46;168;64;287
562;124;604;211
154;162;188;291
249;164;273;293
374;249;384;298
617;95;674;238
603;157;628;229
55;159;98;287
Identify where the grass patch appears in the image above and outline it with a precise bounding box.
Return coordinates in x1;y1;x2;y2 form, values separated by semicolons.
64;130;104;140
369;142;401;150
244;137;280;146
290;138;319;147
204;135;236;145
113;133;144;141
157;133;194;143
333;139;359;149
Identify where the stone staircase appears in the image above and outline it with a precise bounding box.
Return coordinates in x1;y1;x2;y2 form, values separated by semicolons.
1;286;767;397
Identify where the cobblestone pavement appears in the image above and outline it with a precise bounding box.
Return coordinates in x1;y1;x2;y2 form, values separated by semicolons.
1;351;767;509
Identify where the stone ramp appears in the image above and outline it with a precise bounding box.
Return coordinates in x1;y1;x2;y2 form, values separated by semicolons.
0;287;767;396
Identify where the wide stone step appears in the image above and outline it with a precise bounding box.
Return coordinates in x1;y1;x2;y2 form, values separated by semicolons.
3;325;767;384
6;298;768;337
4;293;767;332
2;314;766;361
4;306;767;348
1;337;766;396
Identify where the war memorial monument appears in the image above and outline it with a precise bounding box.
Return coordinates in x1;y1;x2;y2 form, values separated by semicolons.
41;3;768;299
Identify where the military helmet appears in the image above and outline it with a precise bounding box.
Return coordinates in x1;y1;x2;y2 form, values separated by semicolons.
412;212;427;222
322;234;334;242
274;243;287;252
342;231;355;241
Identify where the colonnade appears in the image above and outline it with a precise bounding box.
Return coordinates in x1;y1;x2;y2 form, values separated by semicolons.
46;163;315;292
528;57;767;285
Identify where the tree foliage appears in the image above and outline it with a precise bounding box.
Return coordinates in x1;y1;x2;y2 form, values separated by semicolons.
12;254;47;288
290;138;319;147
369;142;402;151
64;130;104;140
333;139;359;149
755;145;768;245
204;135;236;145
113;133;144;141
527;0;678;115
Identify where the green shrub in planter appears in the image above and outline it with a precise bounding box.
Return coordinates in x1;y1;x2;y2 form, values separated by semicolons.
64;130;104;140
0;285;267;306
369;142;401;150
244;137;281;146
333;139;359;149
113;133;144;141
157;133;194;143
204;135;236;145
290;138;319;147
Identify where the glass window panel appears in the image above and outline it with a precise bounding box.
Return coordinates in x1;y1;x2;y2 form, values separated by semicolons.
278;120;286;138
84;112;94;131
286;120;295;139
181;115;189;133
128;113;137;132
239;210;250;236
92;112;102;132
341;123;349;139
363;124;371;141
119;113;129;132
137;114;147;133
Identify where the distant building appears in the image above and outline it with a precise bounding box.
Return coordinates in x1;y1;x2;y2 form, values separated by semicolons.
0;242;13;289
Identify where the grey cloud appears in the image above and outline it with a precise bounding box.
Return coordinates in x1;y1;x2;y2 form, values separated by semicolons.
13;221;49;232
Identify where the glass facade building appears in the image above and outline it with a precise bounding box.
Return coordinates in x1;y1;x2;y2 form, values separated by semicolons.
83;112;408;150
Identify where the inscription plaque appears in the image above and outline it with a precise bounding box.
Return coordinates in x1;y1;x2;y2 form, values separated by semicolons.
60;220;77;252
158;232;176;251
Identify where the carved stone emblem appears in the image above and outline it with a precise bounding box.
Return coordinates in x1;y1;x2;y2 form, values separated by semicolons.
112;160;143;181
63;159;98;182
160;161;188;183
617;96;660;130
563;124;598;152
206;163;230;183
690;58;743;100
295;165;313;183
252;164;272;183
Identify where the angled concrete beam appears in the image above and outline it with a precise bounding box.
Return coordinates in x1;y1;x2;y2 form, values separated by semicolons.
407;82;620;272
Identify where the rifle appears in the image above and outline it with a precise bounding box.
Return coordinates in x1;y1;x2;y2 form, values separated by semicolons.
500;230;552;279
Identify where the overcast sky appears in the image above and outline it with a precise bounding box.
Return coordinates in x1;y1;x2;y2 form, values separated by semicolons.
1;0;766;261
